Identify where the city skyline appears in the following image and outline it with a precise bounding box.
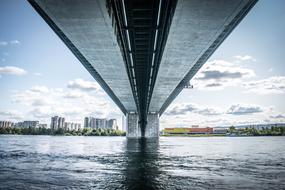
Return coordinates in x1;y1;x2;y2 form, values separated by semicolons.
0;115;118;130
1;0;285;129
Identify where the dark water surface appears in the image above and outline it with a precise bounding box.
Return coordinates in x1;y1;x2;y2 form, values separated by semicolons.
0;135;285;190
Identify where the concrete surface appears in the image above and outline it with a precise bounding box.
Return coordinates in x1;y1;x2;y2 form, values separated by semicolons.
34;0;137;112
150;0;252;112
126;113;159;138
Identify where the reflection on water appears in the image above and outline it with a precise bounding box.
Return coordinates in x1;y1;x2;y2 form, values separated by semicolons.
0;135;285;189
124;138;161;189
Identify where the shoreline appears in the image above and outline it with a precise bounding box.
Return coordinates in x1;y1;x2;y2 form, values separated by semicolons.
1;134;284;137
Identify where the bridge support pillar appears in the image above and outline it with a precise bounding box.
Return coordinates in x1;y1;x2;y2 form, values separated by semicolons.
126;113;141;138
145;113;159;138
126;113;159;138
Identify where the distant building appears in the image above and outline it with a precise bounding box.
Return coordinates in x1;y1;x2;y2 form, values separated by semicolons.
96;118;107;129
84;117;89;128
14;122;22;128
64;122;70;130
163;127;213;135
50;116;65;131
38;124;48;128
84;117;117;129
64;122;82;131
51;116;59;130
0;121;14;128
213;128;228;134
108;119;117;130
89;117;96;129
22;121;39;128
75;123;82;130
50;116;83;131
14;121;39;128
58;117;65;129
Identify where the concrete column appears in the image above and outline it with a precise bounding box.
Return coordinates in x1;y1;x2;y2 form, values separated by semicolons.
126;113;159;138
145;113;159;138
126;113;141;138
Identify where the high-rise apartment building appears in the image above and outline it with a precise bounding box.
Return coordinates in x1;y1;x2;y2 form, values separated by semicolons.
108;119;117;130
23;121;39;128
89;117;96;129
0;121;14;128
50;116;65;131
51;116;58;130
14;121;39;128
38;124;48;128
83;117;117;129
84;117;89;128
58;117;65;129
96;118;107;129
64;122;82;131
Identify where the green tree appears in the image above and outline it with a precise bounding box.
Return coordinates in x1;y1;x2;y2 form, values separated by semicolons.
229;126;235;133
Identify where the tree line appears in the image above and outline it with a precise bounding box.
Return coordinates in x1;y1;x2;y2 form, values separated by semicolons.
229;126;285;136
0;127;126;136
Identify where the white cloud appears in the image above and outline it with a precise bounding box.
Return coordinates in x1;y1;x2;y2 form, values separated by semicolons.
30;107;54;119
0;41;8;46
0;66;27;76
63;91;84;99
0;110;24;120
192;59;255;90
0;40;21;46
165;103;196;115
165;103;264;117
197;108;222;116
67;78;100;91
11;82;121;125
12;86;58;106
270;114;285;119
31;98;54;106
30;85;50;93
226;104;263;115
28;106;84;119
234;55;256;62
243;76;285;94
31;86;49;93
10;40;20;45
34;72;42;76
160;102;278;128
165;103;223;116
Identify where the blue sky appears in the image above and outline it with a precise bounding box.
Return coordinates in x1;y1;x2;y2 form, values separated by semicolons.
0;0;285;129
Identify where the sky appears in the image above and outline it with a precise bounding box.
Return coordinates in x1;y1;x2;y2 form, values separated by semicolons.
0;0;285;129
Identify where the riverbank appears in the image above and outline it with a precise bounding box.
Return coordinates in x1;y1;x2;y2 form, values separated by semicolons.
161;133;285;137
1;126;284;137
162;126;285;137
0;127;126;136
162;134;226;137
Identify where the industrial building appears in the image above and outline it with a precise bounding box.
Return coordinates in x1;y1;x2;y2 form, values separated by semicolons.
163;127;214;135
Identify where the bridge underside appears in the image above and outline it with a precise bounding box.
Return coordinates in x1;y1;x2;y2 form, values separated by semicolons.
29;0;257;138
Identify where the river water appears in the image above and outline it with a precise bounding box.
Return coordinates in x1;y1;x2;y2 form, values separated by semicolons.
0;135;284;189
